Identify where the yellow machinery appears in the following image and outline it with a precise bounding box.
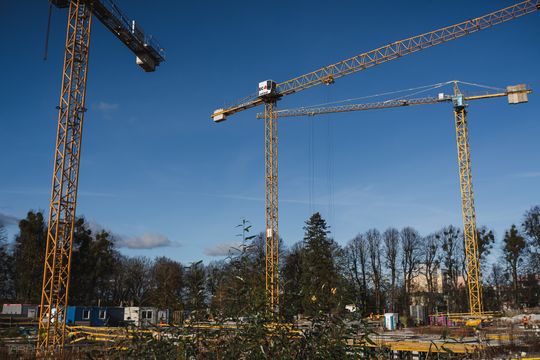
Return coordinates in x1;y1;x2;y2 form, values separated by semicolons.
38;0;164;356
211;2;539;315
257;81;531;317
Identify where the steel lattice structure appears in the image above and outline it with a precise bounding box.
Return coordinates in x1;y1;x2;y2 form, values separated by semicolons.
256;96;452;119
211;1;538;316
38;2;92;354
264;102;279;313
38;0;164;355
453;84;483;316
255;88;532;119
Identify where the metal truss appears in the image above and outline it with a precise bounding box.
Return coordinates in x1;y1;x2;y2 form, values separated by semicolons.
37;0;92;355
264;101;280;315
256;96;451;119
453;86;483;317
212;0;539;119
276;0;539;97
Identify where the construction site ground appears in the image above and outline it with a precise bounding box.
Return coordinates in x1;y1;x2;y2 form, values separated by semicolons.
4;315;540;356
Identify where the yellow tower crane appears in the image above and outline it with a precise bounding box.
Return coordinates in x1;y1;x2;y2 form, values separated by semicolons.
38;0;164;356
255;81;532;317
210;1;539;315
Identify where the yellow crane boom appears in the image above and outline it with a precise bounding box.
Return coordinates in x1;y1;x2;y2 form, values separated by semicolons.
212;1;539;121
255;85;532;119
211;1;539;316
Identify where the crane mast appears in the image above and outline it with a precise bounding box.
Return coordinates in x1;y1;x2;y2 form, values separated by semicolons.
211;1;539;315
38;0;164;355
264;101;279;313
38;2;92;353
452;83;483;316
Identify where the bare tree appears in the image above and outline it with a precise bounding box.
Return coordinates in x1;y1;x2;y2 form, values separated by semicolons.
151;257;184;310
503;225;526;307
486;263;508;311
522;206;540;248
110;255;130;305
400;227;422;308
184;261;207;320
0;225;12;301
476;226;495;267
366;229;383;314
438;226;465;312
383;228;399;312
422;233;440;313
123;256;153;306
344;234;369;311
523;206;540;271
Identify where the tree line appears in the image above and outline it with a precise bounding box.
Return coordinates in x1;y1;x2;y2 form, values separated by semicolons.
0;206;539;322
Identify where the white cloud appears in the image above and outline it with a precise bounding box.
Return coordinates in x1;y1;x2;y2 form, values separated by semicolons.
0;212;19;226
86;220;174;250
93;101;119;113
204;242;242;257
78;190;119;198
512;171;540;179
116;233;172;249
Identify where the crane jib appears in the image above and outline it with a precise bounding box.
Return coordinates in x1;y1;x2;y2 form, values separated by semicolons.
51;0;165;72
212;0;539;119
256;86;532;119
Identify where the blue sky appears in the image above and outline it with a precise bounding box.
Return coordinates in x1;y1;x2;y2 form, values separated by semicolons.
0;1;539;265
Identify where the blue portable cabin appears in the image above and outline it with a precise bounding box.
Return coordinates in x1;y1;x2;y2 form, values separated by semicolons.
66;306;124;327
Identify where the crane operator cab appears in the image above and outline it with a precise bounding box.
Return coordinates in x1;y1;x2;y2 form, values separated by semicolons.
258;80;277;99
452;94;466;109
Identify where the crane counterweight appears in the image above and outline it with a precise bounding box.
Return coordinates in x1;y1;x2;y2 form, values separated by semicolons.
213;108;227;122
507;84;529;104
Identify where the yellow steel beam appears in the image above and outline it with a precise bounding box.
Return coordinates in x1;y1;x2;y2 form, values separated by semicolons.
465;89;532;102
453;83;483;316
37;0;92;356
264;101;280;315
430;311;500;319
257;87;532;119
352;339;485;354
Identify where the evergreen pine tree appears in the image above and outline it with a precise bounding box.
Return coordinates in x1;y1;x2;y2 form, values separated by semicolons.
12;211;47;302
300;212;341;316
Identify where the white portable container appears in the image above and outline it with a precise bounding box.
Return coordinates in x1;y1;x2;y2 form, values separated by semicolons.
384;312;399;331
2;304;22;315
124;306;158;327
